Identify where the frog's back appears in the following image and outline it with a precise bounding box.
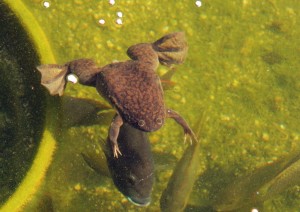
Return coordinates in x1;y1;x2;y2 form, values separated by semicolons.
96;61;165;132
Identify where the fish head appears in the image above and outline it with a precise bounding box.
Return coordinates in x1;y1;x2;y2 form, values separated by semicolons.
107;149;154;206
105;123;155;206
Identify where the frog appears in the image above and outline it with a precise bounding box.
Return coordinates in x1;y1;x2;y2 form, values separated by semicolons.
37;32;197;157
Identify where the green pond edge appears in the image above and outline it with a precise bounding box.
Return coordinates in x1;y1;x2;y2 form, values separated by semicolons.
1;0;57;211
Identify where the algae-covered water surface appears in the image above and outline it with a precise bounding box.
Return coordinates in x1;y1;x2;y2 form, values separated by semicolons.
2;0;300;211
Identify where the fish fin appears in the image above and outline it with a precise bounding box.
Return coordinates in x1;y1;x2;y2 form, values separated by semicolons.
98;136;113;158
61;96;112;128
81;149;110;177
152;32;188;66
37;64;68;96
160;67;177;90
161;80;176;90
160;67;177;81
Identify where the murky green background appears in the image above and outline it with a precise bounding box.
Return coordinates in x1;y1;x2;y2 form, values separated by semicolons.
4;0;300;211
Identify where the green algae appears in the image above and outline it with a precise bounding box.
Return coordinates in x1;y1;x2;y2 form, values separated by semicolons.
17;0;300;211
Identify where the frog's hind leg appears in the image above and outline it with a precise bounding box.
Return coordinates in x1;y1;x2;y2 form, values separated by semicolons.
166;109;198;143
37;64;68;96
108;113;124;158
67;59;100;87
152;32;188;66
37;59;99;96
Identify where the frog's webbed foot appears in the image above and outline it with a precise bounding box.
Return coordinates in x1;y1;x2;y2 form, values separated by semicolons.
108;113;124;158
166;109;198;144
152;32;188;66
37;64;68;96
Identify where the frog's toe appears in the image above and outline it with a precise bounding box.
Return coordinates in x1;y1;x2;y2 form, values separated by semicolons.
113;144;122;158
184;130;198;145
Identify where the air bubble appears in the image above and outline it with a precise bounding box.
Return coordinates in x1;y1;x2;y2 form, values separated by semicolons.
195;0;202;7
116;18;123;25
42;1;51;8
109;0;115;5
98;19;105;25
116;11;123;18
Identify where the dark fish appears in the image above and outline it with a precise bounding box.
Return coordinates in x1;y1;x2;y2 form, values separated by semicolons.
83;123;154;206
37;32;197;158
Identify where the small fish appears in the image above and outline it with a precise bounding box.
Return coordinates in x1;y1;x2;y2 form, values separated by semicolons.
189;152;300;211
259;152;300;201
37;32;197;158
160;113;205;212
83;123;154;206
212;160;286;211
211;152;300;211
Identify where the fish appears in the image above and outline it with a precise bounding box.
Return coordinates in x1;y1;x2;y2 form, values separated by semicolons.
258;152;300;202
160;113;205;212
184;151;300;211
212;152;300;211
82;123;154;206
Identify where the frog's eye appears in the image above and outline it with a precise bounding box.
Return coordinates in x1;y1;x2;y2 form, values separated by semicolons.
138;120;145;127
156;118;163;125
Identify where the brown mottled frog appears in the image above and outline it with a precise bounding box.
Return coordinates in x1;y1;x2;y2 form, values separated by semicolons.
37;32;197;157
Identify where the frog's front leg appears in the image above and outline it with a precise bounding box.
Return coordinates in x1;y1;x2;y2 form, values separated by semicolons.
166;109;198;143
109;113;124;158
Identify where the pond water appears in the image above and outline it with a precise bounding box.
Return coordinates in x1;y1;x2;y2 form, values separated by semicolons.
1;0;300;211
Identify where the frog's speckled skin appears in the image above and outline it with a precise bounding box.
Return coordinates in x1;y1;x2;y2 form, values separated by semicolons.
96;44;164;132
37;32;196;157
